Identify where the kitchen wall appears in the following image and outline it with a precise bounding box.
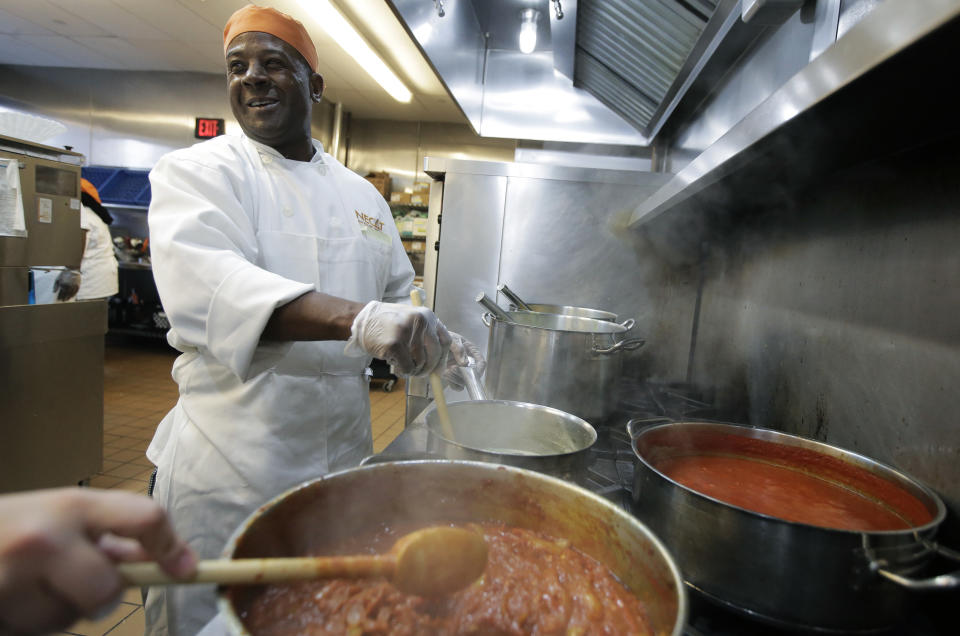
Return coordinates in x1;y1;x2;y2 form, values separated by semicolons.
346;120;515;194
643;131;960;541
0;64;514;181
632;0;960;541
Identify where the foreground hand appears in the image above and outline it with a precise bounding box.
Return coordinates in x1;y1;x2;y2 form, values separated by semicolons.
0;488;196;635
53;269;81;301
345;301;452;376
442;333;487;391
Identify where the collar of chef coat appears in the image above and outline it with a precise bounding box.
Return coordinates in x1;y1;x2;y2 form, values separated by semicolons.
243;135;327;166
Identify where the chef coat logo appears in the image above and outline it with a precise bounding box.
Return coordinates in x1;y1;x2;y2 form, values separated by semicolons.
355;210;383;232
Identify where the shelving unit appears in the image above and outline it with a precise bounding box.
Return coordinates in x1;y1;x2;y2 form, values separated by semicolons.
82;166;151;207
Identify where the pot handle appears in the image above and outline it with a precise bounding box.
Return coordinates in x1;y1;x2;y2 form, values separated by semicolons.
619;318;636;331
481;312;494;328
593;338;645;355
873;542;960;590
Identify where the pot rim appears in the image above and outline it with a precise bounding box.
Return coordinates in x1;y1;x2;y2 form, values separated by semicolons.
521;302;618;321
215;459;689;636
491;310;629;335
422;399;598;457
629;421;947;535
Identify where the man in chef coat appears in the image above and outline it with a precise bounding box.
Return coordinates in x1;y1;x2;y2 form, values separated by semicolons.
143;6;483;634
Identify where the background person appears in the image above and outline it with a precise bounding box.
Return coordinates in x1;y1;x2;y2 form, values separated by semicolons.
142;6;483;634
53;178;119;302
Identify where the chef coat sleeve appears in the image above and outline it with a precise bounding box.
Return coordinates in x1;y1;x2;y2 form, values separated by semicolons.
148;154;314;380
376;197;415;305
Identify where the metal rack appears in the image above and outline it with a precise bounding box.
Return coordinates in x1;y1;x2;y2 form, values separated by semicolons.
82;166;151;207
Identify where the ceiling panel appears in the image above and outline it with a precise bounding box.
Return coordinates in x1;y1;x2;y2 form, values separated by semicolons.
0;33;56;66
0;7;57;36
0;0;464;122
0;0;109;37
74;36;178;71
129;37;222;73
122;0;224;57
10;34;118;68
48;0;174;40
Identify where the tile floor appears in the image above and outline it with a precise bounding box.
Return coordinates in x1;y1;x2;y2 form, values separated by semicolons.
59;338;406;635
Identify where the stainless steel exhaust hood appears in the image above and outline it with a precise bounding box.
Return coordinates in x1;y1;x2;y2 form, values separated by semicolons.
572;0;721;137
386;0;730;146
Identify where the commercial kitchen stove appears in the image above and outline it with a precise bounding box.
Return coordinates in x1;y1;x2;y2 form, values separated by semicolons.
383;380;949;635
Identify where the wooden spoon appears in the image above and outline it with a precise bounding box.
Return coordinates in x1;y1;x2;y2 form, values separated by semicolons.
118;526;488;597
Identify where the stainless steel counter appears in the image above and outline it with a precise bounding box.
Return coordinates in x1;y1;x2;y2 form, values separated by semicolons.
0;300;107;492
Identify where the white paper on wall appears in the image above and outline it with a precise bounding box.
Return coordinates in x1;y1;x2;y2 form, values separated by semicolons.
0;158;27;237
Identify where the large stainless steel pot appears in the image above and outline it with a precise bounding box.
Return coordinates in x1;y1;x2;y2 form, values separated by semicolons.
417;363;596;475
421;399;597;475
217;461;688;635
628;421;959;633
482;310;644;423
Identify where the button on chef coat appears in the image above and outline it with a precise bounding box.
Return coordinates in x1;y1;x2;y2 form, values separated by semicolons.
143;134;413;636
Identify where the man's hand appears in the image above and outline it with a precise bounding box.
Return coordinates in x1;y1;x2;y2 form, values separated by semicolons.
442;332;487;391
0;488;196;635
345;301;452;376
53;269;81;301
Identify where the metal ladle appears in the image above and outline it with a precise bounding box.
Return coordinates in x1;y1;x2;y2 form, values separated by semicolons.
496;283;532;311
475;292;512;322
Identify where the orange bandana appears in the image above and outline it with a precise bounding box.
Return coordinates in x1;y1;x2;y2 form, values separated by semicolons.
80;178;102;204
223;4;319;72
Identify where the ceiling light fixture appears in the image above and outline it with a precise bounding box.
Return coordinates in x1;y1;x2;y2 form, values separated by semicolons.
518;9;539;55
296;0;412;103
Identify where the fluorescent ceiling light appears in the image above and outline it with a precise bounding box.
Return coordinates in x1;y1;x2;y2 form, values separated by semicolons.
296;0;412;103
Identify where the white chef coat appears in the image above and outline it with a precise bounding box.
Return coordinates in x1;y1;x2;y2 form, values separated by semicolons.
143;134;413;635
76;205;118;300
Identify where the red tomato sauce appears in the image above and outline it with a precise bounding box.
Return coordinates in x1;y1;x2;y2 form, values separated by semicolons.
240;523;654;635
657;454;924;531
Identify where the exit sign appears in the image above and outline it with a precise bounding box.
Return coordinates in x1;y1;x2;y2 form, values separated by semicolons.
194;118;224;139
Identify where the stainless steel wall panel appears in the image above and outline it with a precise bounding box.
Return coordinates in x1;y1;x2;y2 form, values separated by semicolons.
427;158;692;402
668;9;815;168
687;144;960;528
348;120;422;192
347;120;514;194
431;171;507;375
497;171;691;379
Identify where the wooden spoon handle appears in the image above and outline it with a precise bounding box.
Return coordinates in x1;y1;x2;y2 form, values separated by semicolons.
119;555;395;586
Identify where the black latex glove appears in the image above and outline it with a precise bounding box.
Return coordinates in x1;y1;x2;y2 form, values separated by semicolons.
53;269;81;301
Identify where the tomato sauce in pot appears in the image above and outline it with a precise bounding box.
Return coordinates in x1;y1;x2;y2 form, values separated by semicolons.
645;430;934;531
240;522;654;635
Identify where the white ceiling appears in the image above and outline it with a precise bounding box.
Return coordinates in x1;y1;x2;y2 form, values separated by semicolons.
0;0;467;123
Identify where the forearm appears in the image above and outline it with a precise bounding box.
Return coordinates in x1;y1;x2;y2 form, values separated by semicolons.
261;291;365;342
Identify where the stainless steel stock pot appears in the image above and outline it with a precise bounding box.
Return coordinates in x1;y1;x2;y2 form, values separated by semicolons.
627;421;959;633
482;310;644;423
218;461;687;635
